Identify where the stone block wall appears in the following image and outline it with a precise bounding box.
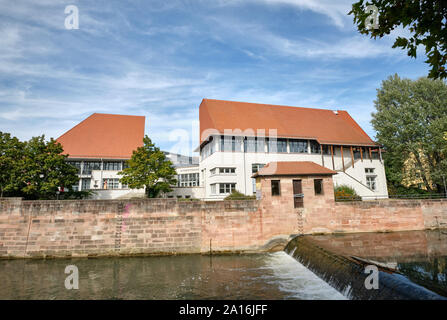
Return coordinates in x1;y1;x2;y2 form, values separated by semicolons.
0;198;299;258
1;185;447;259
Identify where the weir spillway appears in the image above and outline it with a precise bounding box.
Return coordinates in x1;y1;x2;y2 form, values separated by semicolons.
284;230;447;300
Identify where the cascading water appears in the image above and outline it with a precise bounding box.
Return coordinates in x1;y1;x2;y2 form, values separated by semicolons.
285;234;447;300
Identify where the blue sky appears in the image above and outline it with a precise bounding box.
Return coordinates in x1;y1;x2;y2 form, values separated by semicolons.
0;0;430;156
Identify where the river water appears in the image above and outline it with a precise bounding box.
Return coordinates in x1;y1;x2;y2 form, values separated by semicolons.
0;252;345;300
3;229;445;300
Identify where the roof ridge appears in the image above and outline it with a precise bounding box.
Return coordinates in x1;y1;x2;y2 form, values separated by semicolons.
203;98;345;113
92;112;145;118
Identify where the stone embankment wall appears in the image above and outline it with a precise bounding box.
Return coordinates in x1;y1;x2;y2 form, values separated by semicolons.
303;199;447;234
0;198;298;258
1;194;447;259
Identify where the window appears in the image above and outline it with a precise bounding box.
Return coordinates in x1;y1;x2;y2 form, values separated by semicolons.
365;168;376;190
322;145;330;155
221;135;236;152
103;161;122;171
271;180;281;196
210;168;217;175
103;178;119;189
81;178;91;190
178;173;199;187
219;183;236;194
252;163;265;174
244;137;265;153
277;139;287;153
122;161;129;169
289;140;308;153
310;140;320;154
72;183;80;192
219;168;235;174
211;184;216;194
366;176;376;190
266;138;278;153
353;147;362;159
314;179;323;195
371;150;380;159
83;161;101;174
209;142;215;156
67;161;82;174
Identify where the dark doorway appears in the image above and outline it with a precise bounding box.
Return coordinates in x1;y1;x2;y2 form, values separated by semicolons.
293;180;304;208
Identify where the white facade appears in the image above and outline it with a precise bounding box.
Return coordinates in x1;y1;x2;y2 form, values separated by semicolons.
67;159;145;199
166;165;204;199
197;135;388;200
68;138;387;201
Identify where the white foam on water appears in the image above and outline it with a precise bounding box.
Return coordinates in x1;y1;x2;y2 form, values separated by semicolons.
264;252;347;300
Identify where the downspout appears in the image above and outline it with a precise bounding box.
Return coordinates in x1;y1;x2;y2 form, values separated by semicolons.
243;137;247;195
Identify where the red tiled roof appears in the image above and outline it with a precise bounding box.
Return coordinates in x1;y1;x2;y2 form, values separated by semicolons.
199;99;377;146
57;113;145;159
252;161;336;177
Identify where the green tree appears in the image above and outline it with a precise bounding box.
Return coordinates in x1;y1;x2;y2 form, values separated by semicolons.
0;132;24;197
20;136;79;199
350;1;447;79
372;74;447;193
118;136;177;198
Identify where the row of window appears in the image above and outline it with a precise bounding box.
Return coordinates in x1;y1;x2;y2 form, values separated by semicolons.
211;183;236;195
271;179;323;196
219;136;327;154
73;178;128;191
210;167;236;175
67;161;129;174
200;136;382;159
178;173;200;187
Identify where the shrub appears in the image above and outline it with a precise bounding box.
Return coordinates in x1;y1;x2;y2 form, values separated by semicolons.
224;190;256;200
334;185;361;201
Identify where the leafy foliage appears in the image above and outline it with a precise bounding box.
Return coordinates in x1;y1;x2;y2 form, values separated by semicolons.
350;1;447;79
0;132;24;198
118;136;177;198
371;74;447;193
0;132;80;199
334;185;361;201
224;190;256;200
20;136;79;199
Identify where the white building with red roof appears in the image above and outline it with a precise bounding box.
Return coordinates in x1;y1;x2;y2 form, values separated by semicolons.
57;113;147;199
197;99;388;200
57;99;388;201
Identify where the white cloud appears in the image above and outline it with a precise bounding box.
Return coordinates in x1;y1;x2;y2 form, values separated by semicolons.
214;0;353;28
260;0;352;28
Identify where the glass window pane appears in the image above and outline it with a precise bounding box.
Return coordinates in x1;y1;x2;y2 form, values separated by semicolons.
271;180;280;196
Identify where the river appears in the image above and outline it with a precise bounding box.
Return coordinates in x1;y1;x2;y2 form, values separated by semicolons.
0;252;345;300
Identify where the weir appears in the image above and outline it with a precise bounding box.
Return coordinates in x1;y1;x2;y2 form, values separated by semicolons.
284;231;447;300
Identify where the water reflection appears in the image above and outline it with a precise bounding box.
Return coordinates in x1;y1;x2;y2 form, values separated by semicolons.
0;252;344;300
